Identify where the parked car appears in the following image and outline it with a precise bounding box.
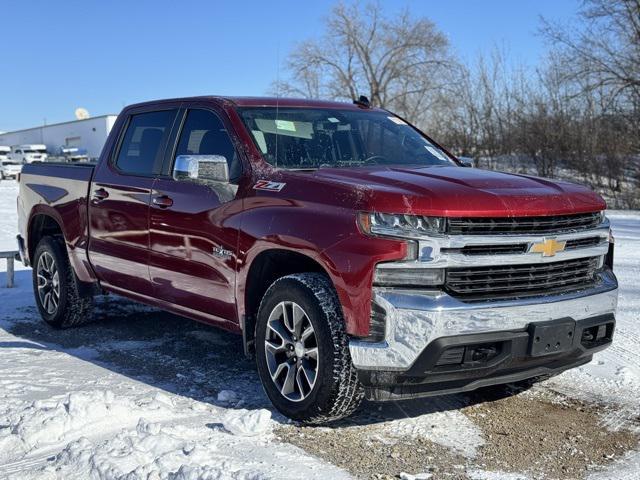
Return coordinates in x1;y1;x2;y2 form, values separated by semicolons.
0;146;10;162
0;160;23;179
17;96;618;423
0;146;20;179
9;144;48;164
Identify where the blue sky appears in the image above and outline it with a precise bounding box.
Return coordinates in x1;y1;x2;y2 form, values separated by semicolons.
0;0;579;132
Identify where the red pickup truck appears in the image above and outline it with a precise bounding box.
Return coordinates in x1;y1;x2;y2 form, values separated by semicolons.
17;96;618;423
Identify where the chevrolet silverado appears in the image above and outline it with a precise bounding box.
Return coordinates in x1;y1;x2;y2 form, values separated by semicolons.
17;96;618;423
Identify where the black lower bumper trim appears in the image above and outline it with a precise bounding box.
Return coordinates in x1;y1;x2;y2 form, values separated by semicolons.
359;313;615;402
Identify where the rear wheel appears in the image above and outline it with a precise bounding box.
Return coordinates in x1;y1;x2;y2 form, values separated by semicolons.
32;236;93;328
256;273;363;424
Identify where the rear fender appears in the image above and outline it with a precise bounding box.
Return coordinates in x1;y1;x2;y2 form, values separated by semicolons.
26;204;97;284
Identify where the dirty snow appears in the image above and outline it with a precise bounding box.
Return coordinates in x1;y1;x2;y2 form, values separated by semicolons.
0;178;639;478
375;401;485;458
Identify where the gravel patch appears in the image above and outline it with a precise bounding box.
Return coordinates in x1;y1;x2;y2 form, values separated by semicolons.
277;387;639;479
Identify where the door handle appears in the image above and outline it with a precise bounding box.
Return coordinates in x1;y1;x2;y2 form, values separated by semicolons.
92;188;109;202
152;195;173;208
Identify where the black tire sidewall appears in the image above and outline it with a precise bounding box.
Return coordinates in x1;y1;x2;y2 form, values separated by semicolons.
256;276;344;421
32;237;73;328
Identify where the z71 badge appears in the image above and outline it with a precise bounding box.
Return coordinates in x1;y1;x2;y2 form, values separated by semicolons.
254;180;286;192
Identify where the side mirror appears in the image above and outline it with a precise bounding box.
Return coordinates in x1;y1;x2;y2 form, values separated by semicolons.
173;155;230;183
458;157;474;168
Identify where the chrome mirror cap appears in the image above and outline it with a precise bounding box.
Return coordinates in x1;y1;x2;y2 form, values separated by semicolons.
173;155;229;183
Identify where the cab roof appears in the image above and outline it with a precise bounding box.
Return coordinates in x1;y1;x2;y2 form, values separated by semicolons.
125;96;384;111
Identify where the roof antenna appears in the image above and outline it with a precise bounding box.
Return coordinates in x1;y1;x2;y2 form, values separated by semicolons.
353;95;370;108
274;41;280;169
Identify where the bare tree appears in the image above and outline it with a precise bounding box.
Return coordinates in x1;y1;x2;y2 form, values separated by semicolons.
273;0;640;207
275;1;457;125
540;0;640;117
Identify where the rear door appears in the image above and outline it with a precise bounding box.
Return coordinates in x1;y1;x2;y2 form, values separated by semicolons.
88;107;179;297
149;106;244;324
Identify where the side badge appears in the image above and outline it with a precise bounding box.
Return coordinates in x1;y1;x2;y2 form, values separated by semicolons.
212;246;233;259
254;180;286;192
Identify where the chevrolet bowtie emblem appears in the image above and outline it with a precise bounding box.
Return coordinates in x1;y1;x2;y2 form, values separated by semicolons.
529;238;566;257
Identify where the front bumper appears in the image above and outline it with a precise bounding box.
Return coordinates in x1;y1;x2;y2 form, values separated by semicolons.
348;269;618;399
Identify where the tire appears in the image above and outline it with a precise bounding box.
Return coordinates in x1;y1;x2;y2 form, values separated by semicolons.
255;273;363;424
32;236;93;328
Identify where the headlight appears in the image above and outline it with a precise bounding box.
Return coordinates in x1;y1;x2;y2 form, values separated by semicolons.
359;212;446;238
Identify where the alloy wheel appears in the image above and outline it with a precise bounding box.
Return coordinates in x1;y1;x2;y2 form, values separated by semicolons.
264;301;319;402
37;252;60;315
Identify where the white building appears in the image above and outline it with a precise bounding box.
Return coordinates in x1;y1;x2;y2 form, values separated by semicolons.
0;115;118;160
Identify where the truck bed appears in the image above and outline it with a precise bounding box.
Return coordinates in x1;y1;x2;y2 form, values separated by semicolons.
21;161;95;180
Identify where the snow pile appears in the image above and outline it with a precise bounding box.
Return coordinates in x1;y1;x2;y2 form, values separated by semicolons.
217;389;239;404
14;416;347;480
223;409;272;437
468;470;529;480
34;419;269;480
0;390;175;462
400;472;433;480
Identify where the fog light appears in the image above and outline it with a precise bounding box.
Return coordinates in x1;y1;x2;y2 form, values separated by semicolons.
464;343;500;364
435;347;465;366
373;266;445;287
470;346;498;362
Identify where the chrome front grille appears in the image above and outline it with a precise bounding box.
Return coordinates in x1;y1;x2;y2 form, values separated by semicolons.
455;236;604;257
447;212;602;235
565;236;605;250
446;256;601;301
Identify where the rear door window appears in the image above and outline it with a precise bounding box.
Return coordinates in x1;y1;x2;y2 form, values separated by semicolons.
115;110;177;176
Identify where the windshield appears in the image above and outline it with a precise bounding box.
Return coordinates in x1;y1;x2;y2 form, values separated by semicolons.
2;162;19;166
239;107;455;170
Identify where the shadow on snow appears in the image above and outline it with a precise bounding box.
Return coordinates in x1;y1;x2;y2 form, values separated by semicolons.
0;269;528;427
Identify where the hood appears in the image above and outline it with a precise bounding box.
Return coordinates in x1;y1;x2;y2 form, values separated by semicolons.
305;166;606;217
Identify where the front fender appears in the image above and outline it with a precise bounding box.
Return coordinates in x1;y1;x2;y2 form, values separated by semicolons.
236;197;405;336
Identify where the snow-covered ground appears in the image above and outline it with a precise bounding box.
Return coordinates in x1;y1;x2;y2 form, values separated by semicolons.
0;178;638;479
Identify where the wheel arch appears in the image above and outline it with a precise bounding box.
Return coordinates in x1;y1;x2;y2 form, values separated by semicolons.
27;208;98;287
241;247;338;356
27;212;65;262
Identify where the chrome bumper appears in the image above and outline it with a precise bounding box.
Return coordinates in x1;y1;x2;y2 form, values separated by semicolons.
349;270;618;371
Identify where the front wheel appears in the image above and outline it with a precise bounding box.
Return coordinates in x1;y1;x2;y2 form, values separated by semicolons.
32;236;93;328
255;273;363;424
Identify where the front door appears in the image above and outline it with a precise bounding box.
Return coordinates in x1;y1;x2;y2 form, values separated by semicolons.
149;108;244;325
88;108;178;297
